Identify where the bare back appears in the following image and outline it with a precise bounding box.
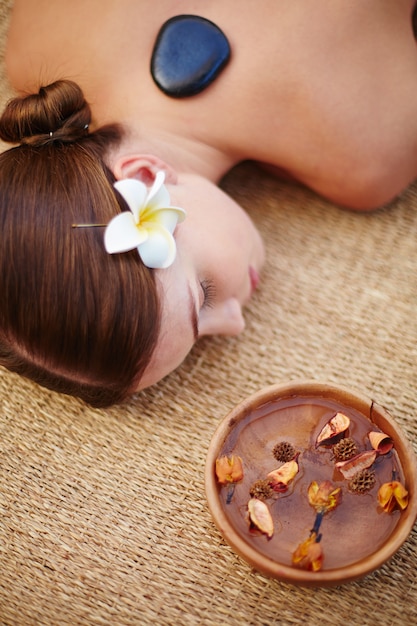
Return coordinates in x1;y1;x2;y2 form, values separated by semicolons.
6;0;417;208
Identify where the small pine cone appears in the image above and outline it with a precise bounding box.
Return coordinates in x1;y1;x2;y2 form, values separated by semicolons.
272;441;296;462
348;468;377;494
249;479;274;501
332;437;358;462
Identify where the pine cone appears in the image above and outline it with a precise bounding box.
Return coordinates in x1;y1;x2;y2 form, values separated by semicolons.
272;441;296;462
333;437;358;461
249;479;274;500
348;468;376;494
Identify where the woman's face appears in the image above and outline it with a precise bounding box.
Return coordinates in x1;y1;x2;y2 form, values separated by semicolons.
137;173;265;389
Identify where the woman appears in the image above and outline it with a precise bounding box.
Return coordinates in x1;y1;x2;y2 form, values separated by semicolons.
1;0;417;406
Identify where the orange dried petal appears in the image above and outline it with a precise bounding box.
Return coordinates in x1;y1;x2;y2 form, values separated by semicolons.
368;431;393;455
335;449;377;480
248;498;274;538
308;480;342;513
267;459;299;492
292;532;324;572
215;455;244;484
317;412;350;445
378;480;409;513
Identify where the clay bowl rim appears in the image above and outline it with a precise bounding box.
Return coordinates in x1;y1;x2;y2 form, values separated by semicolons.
204;379;417;587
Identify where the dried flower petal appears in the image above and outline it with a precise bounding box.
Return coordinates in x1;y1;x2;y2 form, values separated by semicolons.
378;480;409;513
292;532;324;572
307;480;342;513
215;455;244;484
316;412;350;446
368;431;394;455
335;449;377;480
267;458;299;493
248;498;274;538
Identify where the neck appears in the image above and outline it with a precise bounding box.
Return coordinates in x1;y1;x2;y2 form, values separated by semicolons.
120;118;237;183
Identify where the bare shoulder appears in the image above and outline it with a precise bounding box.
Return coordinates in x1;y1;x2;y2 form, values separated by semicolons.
5;0;169;93
6;0;86;92
226;0;417;209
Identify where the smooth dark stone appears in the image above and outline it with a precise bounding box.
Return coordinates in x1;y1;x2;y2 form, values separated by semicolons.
150;15;231;98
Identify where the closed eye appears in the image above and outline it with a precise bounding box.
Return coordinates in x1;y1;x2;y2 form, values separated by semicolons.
200;278;216;309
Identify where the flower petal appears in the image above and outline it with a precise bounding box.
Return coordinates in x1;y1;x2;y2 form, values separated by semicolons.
317;412;350;446
368;431;393;455
378;480;409;513
307;480;342;513
215;455;244;484
144;207;186;233
138;226;177;268
267;459;299;492
335;449;377;480
114;178;147;221
292;532;323;572
146;171;170;209
104;212;147;254
248;498;274;538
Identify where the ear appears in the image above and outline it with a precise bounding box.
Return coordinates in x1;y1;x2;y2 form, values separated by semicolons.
112;154;178;186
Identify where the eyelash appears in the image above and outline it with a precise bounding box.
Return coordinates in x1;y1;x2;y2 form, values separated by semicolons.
201;279;216;309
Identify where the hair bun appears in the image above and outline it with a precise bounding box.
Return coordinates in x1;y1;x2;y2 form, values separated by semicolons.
0;80;91;146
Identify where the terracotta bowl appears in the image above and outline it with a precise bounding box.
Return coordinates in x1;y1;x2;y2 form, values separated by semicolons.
204;380;417;586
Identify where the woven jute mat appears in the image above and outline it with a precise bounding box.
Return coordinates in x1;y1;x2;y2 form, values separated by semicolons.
1;2;417;624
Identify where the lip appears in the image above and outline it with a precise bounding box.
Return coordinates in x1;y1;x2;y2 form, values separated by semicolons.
249;265;260;294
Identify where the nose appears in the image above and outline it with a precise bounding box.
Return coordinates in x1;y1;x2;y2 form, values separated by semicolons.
198;297;245;337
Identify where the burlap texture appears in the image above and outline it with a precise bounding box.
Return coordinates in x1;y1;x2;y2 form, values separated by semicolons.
1;2;416;624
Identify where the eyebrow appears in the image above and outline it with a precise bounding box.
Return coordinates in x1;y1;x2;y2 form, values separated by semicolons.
188;284;199;341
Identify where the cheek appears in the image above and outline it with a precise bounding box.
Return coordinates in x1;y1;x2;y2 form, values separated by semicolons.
137;326;196;389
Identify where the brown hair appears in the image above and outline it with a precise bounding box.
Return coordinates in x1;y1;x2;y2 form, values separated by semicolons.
0;80;161;407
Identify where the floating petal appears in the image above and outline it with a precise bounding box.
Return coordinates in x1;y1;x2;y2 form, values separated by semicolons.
368;431;394;455
215;455;244;484
335;449;377;480
316;412;350;446
378;480;409;513
292;532;324;572
267;458;299;493
308;480;342;513
248;498;274;538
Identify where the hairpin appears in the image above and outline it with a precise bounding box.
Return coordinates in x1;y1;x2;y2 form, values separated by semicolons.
71;223;106;228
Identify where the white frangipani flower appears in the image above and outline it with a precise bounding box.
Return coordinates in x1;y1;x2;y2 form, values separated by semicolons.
104;171;186;269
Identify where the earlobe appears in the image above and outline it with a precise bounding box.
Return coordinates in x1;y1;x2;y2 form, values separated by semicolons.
112;154;178;185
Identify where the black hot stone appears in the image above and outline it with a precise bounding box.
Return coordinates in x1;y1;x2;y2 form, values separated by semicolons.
150;15;231;98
